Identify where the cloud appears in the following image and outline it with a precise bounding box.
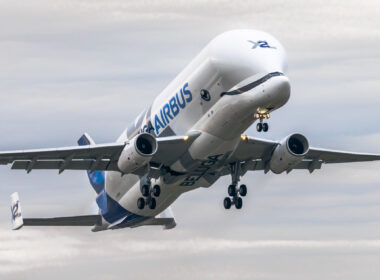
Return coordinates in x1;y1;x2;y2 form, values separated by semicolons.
1;225;380;275
0;229;81;274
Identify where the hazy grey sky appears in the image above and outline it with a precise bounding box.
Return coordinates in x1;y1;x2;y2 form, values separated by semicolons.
0;1;380;279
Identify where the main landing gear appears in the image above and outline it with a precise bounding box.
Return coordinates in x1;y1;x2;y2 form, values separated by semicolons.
224;184;247;209
137;180;161;210
224;162;247;210
255;113;270;132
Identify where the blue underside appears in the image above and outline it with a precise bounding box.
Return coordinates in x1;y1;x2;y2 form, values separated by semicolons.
77;135;105;194
96;190;145;225
78;134;145;226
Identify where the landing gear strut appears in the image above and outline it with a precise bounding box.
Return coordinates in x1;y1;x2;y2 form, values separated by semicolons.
137;177;161;210
224;162;247;210
255;113;270;132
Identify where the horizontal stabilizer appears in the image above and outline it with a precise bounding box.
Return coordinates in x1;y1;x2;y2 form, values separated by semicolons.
131;217;176;229
158;206;176;229
131;207;176;230
23;215;101;226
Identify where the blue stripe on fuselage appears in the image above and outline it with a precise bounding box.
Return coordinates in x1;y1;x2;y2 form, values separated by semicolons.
96;190;145;225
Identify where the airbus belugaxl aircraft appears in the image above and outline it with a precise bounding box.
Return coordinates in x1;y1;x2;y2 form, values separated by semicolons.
4;29;380;231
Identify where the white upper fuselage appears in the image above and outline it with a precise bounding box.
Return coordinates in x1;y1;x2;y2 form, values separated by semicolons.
105;29;291;223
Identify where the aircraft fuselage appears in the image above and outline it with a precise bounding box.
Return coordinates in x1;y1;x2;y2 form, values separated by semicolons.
96;29;291;229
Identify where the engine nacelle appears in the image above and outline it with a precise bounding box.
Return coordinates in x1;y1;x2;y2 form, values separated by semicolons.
117;133;158;174
269;133;309;174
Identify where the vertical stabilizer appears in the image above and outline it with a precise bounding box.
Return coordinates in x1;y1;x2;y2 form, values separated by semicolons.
10;192;23;230
77;133;105;194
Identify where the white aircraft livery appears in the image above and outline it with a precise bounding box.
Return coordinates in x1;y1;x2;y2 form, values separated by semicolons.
4;29;380;231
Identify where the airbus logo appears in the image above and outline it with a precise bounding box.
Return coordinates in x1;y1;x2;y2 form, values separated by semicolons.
248;40;276;49
154;82;192;135
11;201;21;219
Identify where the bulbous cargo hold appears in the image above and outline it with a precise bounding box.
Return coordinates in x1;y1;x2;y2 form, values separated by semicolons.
269;134;309;174
117;133;158;174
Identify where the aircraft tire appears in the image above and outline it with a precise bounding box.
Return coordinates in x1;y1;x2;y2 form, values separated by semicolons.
256;123;263;132
152;185;161;197
239;184;247;196
224;197;232;209
141;184;150;197
235;197;243;209
228;184;237;196
137;197;145;209
149;197;157;209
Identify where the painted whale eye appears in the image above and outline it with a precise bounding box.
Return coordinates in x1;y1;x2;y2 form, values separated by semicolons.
200;89;211;101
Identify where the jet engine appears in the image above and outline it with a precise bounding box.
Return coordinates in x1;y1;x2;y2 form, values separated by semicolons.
269;133;309;174
117;133;158;174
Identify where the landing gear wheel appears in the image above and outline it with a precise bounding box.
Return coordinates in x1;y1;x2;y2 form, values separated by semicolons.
152;185;161;197
148;197;157;209
235;197;243;209
228;185;237;196
224;197;232;209
141;184;150;197
137;197;145;209
262;123;269;132
256;122;263;132
239;184;247;197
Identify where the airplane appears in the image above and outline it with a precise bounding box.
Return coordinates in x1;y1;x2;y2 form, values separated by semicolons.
4;29;380;232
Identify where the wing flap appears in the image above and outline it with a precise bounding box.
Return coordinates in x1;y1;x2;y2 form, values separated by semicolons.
0;143;125;165
11;160;119;171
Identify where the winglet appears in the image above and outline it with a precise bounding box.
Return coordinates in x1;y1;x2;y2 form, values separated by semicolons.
10;192;23;230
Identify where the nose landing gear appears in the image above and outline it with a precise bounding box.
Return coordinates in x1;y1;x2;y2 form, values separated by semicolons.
224;162;247;210
255;113;270;132
137;180;161;210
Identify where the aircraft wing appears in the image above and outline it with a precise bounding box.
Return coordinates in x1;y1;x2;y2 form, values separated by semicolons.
10;192;101;230
0;133;199;173
305;148;380;163
230;136;380;173
0;143;125;173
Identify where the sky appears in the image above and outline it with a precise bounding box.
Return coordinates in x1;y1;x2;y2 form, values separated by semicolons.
0;0;380;279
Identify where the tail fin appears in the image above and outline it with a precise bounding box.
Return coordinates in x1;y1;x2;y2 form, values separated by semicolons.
77;133;105;194
10;192;23;230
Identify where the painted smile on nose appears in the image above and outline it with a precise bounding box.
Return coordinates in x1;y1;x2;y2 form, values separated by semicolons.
220;72;284;97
